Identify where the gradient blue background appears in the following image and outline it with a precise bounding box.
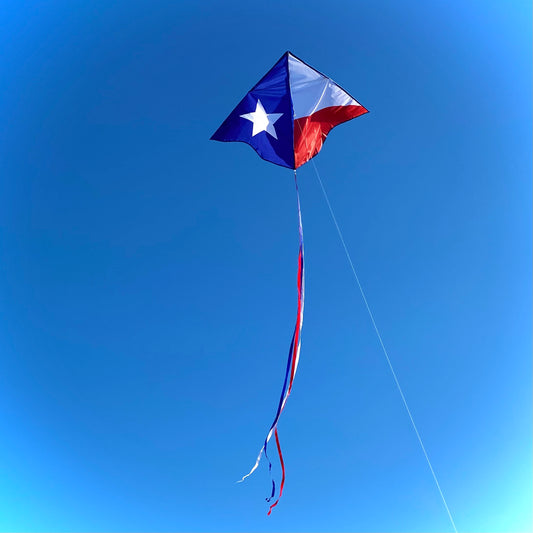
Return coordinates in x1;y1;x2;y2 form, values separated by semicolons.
0;1;531;531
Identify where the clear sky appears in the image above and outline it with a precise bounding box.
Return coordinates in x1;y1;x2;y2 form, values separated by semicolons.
1;1;531;532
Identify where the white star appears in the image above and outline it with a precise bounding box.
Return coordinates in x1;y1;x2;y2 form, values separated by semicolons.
240;99;283;139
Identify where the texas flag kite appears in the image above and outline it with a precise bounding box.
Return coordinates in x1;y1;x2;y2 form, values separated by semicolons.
211;52;367;515
211;51;368;169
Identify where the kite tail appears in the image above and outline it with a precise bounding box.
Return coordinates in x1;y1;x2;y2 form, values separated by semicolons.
239;171;305;514
267;428;286;515
266;172;304;512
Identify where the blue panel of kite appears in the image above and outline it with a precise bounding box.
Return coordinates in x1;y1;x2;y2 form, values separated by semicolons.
210;53;294;169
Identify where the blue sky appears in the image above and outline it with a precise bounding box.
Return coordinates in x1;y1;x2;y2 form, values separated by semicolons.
0;1;531;531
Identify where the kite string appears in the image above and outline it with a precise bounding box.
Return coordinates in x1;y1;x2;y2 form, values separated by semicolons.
311;159;458;533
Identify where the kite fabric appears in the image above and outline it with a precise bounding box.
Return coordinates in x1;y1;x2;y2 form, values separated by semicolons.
211;51;368;168
211;51;367;513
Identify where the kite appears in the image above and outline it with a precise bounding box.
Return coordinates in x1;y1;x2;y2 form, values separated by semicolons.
211;51;368;514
